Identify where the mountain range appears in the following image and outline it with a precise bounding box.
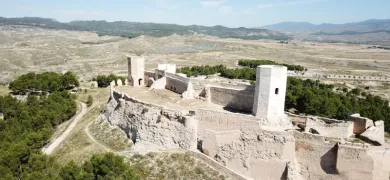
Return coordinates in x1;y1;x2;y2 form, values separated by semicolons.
0;17;290;40
261;19;390;45
261;19;390;33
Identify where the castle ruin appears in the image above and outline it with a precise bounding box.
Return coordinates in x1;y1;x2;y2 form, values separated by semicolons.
102;56;390;180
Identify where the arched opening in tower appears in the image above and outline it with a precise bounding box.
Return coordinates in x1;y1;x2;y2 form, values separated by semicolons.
138;78;143;86
275;88;279;95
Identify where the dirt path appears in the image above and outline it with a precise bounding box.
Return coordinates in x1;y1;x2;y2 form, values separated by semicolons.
84;116;168;155
42;102;88;155
85;118;113;152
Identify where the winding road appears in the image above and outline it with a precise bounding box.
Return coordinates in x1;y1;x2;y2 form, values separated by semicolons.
42;101;88;155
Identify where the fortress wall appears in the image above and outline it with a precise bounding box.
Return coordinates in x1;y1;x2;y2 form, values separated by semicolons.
187;150;249;180
144;71;155;86
105;90;196;149
202;129;241;159
214;129;296;180
166;72;189;83
196;109;261;139
293;132;339;180
351;115;374;135
367;147;390;180
337;144;374;180
305;118;354;138
209;86;255;112
166;76;188;94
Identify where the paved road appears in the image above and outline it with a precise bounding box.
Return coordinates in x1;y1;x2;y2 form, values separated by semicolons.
42;102;87;155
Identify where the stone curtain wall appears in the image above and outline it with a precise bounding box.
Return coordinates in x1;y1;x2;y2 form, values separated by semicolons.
196;108;262;139
144;71;155;86
209;86;255;112
166;72;189;94
336;144;374;180
305;118;354;138
104;90;197;149
293;132;339;179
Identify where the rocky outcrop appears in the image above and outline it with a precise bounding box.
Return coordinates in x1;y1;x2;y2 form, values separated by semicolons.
102;91;197;149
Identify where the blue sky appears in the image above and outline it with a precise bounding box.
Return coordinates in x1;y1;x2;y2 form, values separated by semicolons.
1;0;389;27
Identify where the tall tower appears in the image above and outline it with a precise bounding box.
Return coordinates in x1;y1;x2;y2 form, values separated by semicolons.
127;56;145;87
252;65;288;124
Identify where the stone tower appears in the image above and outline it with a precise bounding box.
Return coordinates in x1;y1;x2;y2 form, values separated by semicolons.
127;56;145;87
252;65;288;124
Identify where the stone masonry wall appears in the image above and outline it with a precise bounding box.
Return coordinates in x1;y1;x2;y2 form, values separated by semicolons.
337;144;375;180
103;90;196;149
209;86;255;112
293;132;340;180
196;109;262;139
305;117;354;138
166;74;189;94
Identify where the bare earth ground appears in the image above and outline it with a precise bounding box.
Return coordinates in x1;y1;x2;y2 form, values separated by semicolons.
1;27;390;81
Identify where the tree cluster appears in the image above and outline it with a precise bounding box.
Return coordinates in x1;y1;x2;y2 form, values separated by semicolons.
9;72;79;94
92;74;126;88
0;91;77;178
177;65;225;77
238;59;307;71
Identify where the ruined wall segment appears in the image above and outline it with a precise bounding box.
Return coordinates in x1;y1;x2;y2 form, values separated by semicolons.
305;117;354;138
293;132;340;179
209;86;255;112
337;144;374;180
103;90;197;149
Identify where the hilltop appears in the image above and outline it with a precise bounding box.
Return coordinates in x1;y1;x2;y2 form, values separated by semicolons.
0;17;290;40
261;19;390;45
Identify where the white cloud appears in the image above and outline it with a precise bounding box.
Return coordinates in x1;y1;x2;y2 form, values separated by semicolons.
219;6;232;14
201;0;225;7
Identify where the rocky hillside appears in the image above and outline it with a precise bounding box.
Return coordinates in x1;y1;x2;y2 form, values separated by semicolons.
261;19;390;45
0;17;290;40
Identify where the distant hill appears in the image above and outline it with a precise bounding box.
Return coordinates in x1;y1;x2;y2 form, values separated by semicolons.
261;19;390;45
261;19;390;33
0;17;291;40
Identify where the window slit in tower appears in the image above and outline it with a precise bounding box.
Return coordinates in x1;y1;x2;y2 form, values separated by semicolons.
275;88;279;95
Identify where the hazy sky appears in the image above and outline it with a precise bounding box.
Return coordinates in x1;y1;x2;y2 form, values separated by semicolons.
1;0;389;27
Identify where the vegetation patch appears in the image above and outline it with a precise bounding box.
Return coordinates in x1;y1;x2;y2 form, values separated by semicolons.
9;71;79;94
92;74;126;88
127;151;226;180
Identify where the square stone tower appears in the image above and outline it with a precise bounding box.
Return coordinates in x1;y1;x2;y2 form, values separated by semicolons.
127;56;145;87
252;65;288;123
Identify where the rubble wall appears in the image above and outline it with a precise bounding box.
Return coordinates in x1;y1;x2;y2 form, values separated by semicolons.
214;129;296;180
337;144;374;180
209;86;255;112
144;71;155;87
293;132;340;180
196;109;261;139
305;118;354;138
367;147;390;180
103;90;196;149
